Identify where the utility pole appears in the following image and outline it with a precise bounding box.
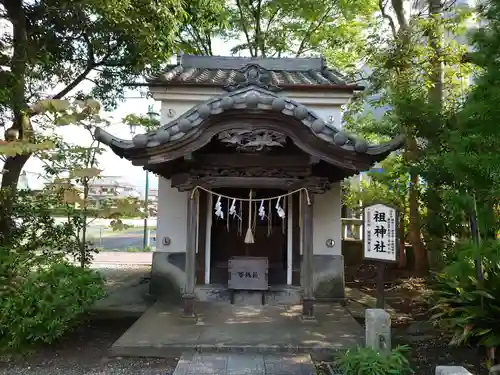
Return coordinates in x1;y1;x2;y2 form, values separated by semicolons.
142;105;155;250
143;170;149;250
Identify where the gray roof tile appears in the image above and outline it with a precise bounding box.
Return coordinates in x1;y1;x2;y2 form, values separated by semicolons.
95;85;404;167
148;55;356;89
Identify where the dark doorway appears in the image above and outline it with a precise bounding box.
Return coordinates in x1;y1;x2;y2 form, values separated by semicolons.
209;188;288;286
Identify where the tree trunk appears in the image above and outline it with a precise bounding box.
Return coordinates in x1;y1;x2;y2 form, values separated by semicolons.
0;0;29;242
409;168;426;274
398;215;406;268
2;0;29;189
425;0;445;262
406;136;427;275
80;178;90;267
1;154;30;190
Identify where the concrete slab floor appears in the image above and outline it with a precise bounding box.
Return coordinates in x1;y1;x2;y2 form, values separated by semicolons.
173;353;316;375
111;301;363;357
90;266;152;318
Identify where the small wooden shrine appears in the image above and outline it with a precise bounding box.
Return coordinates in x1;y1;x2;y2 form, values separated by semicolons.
95;55;403;318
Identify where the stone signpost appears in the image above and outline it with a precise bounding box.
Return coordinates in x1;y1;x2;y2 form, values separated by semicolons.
365;308;391;355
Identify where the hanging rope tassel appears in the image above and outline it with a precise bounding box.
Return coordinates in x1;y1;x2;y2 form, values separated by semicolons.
267;199;272;237
244;189;255;244
282;196;286;234
238;200;243;236
226;198;230;232
252;201;257;232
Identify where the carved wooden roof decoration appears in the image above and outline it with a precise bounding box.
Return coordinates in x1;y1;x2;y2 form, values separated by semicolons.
146;55;363;92
95;86;404;173
218;129;286;152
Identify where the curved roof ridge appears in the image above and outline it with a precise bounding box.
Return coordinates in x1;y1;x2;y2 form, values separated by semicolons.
95;86;403;156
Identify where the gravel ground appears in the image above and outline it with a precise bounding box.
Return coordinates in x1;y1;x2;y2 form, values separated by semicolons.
90;264;151;288
408;339;488;375
0;318;178;375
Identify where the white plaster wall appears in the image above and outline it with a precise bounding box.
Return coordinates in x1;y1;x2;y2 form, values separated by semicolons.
284;90;352;128
312;183;342;255
151;87;224;125
308;106;343;129
156;177;189;252
150;86;350;131
159;99;344;130
159;102;196;123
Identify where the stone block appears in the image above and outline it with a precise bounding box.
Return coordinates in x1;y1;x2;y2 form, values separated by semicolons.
312;255;345;299
365;308;391;354
342;240;364;266
491;364;500;375
150;251;185;303
435;366;473;375
227;354;265;375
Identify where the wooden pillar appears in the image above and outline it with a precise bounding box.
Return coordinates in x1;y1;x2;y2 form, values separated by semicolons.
183;190;198;318
196;191;207;284
301;190;315;319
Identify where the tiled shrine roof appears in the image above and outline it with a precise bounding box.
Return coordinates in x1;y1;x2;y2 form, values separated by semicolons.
147;55;362;91
95;85;404;166
96;55;403;173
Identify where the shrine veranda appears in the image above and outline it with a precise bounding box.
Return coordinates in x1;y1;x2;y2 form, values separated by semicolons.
97;54;403;317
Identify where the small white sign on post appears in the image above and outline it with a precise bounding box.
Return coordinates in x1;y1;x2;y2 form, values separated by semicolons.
363;203;397;262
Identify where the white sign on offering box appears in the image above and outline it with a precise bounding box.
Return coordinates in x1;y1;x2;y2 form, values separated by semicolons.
363;203;397;262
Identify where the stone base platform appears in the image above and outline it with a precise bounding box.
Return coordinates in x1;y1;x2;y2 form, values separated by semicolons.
111;301;363;358
173;353;317;375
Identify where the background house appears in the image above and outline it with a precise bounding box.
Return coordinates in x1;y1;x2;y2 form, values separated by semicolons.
86;176;141;209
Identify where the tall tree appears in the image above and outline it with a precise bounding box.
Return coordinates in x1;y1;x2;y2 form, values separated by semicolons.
345;0;472;273
428;0;500;242
0;0;224;239
177;0;378;73
177;0;230;55
0;0;224;191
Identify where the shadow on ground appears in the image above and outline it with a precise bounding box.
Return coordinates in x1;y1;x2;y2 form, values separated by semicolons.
90;264;153;318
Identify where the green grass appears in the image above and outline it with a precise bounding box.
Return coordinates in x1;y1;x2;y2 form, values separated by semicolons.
125;246;153;252
94;246;153;252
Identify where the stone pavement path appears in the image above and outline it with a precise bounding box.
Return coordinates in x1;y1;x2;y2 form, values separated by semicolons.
173;353;316;375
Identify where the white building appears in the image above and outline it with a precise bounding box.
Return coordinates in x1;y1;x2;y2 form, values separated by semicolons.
86;176;141;208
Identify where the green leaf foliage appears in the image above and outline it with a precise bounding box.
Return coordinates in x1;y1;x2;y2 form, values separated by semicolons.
177;0;378;73
343;2;481;262
122;113;161;132
0;189;83;260
417;0;500;243
0;189;105;354
4;0;188;109
343;155;409;214
430;240;500;349
0;0;224;126
0;261;105;353
336;345;414;375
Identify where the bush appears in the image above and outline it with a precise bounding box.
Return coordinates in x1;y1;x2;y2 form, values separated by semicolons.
335;345;413;375
0;262;105;353
0;190;81;260
0;189;98;267
430;240;500;350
